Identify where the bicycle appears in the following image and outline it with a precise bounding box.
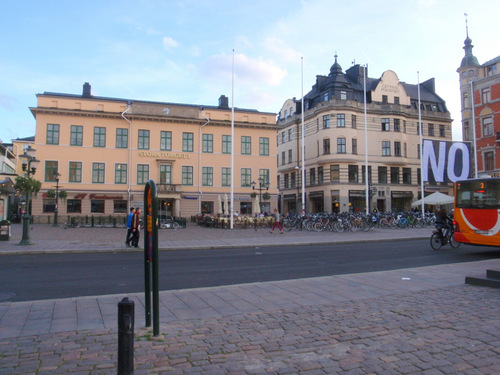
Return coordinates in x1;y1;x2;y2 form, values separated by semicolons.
430;225;461;250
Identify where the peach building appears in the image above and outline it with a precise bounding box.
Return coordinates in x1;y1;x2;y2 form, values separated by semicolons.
29;83;278;221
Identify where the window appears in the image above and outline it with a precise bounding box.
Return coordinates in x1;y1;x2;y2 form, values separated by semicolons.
439;125;445;137
182;166;193;185
323;92;329;101
241;136;251;155
323;138;330;155
290;107;294;116
202;134;213;153
45;161;59;182
70;125;83;146
378;166;387;183
382;95;388;104
482;87;491;103
222;167;231;186
92;162;105;183
394;119;400;132
284;110;288;118
202;167;213;186
182;132;194;152
137;164;149;184
288;129;293;141
482;117;493;136
93;127;106;147
114;200;127;214
69;161;82;183
381;118;390;131
352;138;357;154
161;131;172;151
259;137;269;155
291;172;296;188
281;151;286;165
390;167;399;184
91;200;105;213
138;130;150;150
46;124;59;145
284;173;289;189
337;138;346;153
116;128;128;148
337;114;345;127
330;164;340;182
281;132;286;144
348;165;358;183
403;168;411;184
222;135;231;154
115;163;127;184
288;149;292;164
361;166;372;184
340;91;347;100
323;115;330;129
428;124;434;136
463;92;469;108
382;141;391;156
160;165;171;184
394;96;400;105
351;115;356;129
394;141;401;157
259;168;270;185
484;151;495;170
318;166;324;184
67;199;81;213
417;144;421;159
464;121;470;140
241;168;251;187
309;168;316;185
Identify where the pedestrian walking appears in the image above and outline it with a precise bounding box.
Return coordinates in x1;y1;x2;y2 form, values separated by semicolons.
270;208;284;234
131;207;142;248
125;207;135;247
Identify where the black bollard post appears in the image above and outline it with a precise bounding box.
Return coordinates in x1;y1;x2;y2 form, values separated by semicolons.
118;297;134;375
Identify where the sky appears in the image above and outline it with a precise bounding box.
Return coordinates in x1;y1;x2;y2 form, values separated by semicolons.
0;0;498;143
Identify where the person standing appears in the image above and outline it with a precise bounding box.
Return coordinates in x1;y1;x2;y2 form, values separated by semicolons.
270;208;284;234
131;207;142;248
125;207;135;247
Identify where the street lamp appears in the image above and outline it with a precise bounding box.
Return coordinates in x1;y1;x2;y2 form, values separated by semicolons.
251;177;268;213
19;145;40;245
52;172;61;227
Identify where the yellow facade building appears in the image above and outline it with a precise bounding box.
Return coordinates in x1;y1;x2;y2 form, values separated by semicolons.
29;83;278;222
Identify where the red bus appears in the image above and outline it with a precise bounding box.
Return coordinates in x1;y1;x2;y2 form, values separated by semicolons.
454;178;500;247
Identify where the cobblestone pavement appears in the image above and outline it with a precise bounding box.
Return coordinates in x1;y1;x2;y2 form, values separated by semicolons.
1;223;499;374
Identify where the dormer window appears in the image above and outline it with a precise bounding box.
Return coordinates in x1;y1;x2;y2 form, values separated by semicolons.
340;91;347;100
323;92;329;101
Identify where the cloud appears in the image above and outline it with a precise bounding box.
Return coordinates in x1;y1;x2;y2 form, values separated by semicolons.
202;53;287;87
162;36;179;50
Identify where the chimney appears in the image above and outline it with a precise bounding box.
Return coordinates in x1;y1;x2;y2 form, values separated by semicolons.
218;95;229;109
83;82;92;98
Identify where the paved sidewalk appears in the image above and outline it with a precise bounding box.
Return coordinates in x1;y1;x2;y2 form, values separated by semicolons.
1;223;500;374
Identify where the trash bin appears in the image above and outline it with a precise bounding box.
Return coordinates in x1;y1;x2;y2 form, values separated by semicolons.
0;220;11;241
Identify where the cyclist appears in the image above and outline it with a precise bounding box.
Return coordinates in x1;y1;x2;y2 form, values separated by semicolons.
434;206;453;244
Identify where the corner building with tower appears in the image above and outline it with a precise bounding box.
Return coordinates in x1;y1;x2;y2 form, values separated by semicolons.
277;56;453;214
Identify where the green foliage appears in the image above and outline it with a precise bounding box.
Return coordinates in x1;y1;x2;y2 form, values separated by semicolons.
250;192;257;199
262;192;271;201
14;176;41;194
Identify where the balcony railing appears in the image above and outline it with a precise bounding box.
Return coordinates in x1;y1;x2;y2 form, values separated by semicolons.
157;183;181;193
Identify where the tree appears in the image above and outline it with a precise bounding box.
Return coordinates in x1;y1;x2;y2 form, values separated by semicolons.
14;176;41;195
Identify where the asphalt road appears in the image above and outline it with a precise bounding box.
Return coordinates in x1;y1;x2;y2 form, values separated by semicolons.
1;239;499;302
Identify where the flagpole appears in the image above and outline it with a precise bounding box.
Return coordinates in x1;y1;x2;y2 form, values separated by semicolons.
364;64;369;214
230;49;235;229
418;71;425;215
301;57;306;214
470;81;478;178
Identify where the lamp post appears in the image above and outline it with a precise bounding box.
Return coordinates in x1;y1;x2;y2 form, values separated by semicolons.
251;177;268;214
19;145;40;246
52;172;61;227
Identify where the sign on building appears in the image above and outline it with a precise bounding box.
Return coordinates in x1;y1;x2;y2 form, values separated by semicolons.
422;139;472;183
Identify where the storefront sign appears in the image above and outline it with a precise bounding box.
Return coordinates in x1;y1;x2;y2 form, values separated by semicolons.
138;151;191;159
89;194;124;200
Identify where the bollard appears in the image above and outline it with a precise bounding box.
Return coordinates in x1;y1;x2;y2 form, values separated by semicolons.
118;297;134;375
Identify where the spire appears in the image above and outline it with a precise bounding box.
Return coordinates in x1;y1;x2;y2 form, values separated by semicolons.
460;13;479;68
329;52;343;76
